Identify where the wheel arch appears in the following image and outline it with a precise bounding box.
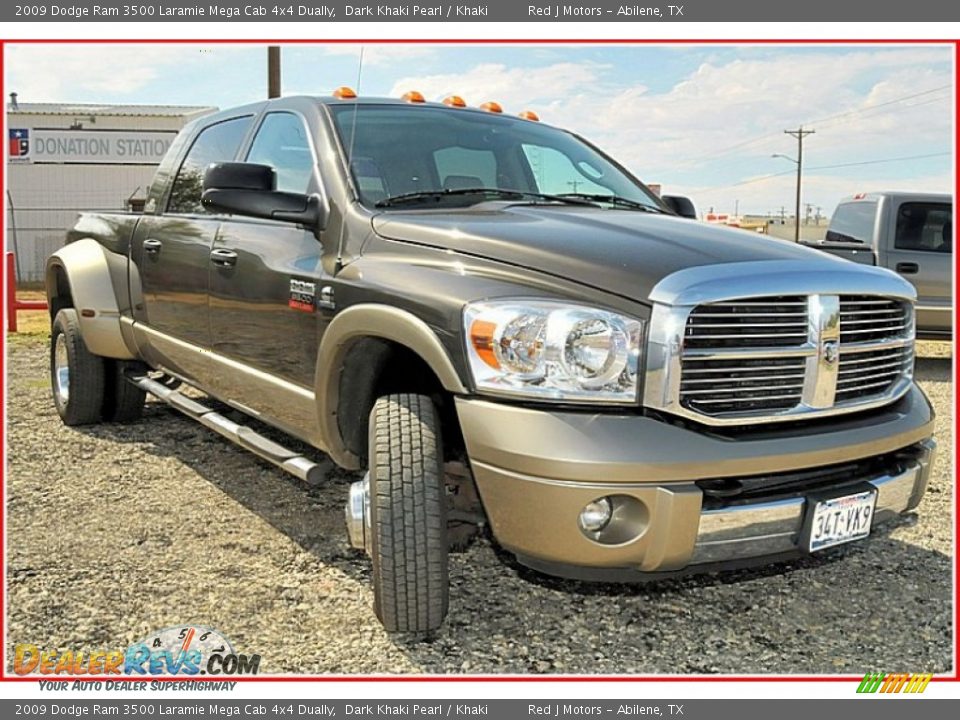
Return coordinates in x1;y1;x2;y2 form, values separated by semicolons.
315;304;469;470
45;238;135;359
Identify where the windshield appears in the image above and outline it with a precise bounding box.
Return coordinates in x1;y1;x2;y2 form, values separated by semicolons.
328;104;663;210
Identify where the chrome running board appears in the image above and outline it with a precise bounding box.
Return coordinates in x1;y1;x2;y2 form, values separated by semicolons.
126;372;327;485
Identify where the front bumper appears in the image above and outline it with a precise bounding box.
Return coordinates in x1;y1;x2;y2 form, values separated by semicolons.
455;385;936;575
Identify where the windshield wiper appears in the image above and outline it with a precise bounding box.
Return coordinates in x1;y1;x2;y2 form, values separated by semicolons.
374;187;599;209
557;193;667;213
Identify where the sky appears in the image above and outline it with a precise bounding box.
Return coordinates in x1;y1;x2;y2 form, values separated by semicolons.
5;43;954;216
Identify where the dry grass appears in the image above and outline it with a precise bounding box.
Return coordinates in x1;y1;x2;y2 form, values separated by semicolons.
7;290;50;338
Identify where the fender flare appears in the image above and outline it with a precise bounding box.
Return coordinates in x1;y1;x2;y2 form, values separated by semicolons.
45;238;135;360
315;304;468;469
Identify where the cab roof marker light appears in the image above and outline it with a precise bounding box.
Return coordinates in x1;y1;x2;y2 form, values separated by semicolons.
519;110;540;121
480;101;503;113
333;86;357;99
443;95;467;108
402;91;426;103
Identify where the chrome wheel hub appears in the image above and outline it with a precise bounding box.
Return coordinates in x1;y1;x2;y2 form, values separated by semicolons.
345;472;371;554
54;333;70;405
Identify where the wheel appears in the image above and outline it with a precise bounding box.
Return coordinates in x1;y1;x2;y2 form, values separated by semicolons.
368;393;449;634
103;360;147;423
50;309;106;426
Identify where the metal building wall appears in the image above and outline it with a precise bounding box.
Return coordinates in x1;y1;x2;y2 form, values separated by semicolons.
5;109;206;283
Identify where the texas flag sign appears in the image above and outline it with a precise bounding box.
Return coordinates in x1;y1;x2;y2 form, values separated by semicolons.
9;129;30;158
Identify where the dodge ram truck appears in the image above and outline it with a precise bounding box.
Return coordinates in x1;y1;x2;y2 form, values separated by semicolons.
47;91;937;634
801;191;952;339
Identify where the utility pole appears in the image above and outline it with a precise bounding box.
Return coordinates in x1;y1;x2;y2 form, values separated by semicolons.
734;199;739;217
783;126;815;242
268;46;281;99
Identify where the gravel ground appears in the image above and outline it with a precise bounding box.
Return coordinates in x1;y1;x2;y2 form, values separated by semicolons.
5;334;954;675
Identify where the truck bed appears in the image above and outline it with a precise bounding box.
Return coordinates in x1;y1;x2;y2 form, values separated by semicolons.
799;239;876;265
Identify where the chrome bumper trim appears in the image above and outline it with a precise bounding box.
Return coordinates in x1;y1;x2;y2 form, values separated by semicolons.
690;439;936;565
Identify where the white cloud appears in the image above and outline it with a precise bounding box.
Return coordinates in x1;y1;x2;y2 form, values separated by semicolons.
561;48;952;171
321;44;435;67
376;48;953;186
388;61;612;111
4;45;218;102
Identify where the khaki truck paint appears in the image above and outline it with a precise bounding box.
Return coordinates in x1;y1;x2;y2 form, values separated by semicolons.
48;94;938;634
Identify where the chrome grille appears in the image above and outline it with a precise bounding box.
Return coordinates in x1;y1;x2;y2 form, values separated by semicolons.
839;295;910;344
680;356;806;414
684;296;808;349
836;345;913;402
675;294;913;422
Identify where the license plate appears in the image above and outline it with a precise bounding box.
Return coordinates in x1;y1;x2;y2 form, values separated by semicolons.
806;489;877;553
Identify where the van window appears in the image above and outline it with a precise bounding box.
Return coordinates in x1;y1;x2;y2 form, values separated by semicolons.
894;202;952;253
167;116;253;214
826;201;877;244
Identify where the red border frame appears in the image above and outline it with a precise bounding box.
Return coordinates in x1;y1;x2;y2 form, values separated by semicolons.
0;36;956;685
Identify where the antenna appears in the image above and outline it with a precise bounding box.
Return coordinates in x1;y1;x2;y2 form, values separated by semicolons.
334;46;364;274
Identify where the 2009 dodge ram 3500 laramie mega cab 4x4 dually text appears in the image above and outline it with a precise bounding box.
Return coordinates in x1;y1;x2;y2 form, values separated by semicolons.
47;91;937;634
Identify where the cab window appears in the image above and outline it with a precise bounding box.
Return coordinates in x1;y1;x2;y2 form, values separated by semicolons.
894;202;952;253
522;144;610;196
245;112;316;194
167;115;252;214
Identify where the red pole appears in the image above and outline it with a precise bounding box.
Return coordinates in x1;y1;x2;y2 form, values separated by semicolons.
6;252;17;333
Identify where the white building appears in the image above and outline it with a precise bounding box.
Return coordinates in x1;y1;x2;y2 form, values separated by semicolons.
6;98;215;282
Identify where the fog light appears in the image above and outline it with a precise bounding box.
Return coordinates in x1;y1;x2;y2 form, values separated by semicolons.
579;497;613;532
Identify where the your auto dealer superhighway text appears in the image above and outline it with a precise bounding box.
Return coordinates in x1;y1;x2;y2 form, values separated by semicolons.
43;4;489;18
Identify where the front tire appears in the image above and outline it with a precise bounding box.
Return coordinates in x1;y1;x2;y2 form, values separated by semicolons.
51;309;106;426
368;393;449;634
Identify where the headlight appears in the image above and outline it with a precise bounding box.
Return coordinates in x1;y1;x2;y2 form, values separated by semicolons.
463;300;644;404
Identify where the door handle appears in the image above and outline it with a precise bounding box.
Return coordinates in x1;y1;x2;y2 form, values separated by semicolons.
896;262;919;274
143;238;162;254
210;248;238;267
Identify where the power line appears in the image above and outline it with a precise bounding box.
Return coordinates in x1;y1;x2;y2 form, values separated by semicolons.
807;151;950;171
692;151;951;195
676;83;951;169
804;84;951;127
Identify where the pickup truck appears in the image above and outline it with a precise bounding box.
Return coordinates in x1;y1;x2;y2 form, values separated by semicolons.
801;192;952;339
47;92;937;634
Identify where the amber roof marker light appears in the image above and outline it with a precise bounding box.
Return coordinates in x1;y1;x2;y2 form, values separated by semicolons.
442;95;467;108
519;110;540;121
332;86;357;99
479;101;504;113
402;91;426;103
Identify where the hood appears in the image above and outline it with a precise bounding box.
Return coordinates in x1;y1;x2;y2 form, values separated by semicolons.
372;203;842;303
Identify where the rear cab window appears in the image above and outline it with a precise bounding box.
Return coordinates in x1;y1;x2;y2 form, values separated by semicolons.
826;200;878;244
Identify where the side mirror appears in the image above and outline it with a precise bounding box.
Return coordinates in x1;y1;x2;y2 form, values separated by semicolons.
661;195;698;219
200;162;326;230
